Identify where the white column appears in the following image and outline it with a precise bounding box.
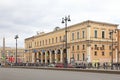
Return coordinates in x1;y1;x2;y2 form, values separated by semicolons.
87;46;91;62
45;51;47;64
32;53;35;63
87;24;91;62
36;52;39;62
50;51;52;63
41;52;43;64
67;48;70;63
55;50;57;63
60;49;63;63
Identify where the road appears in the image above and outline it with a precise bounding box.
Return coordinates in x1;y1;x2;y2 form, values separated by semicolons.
0;68;120;80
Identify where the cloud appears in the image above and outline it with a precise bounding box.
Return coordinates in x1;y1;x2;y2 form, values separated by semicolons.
0;0;120;47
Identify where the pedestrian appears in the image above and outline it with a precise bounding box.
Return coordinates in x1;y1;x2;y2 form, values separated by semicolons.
97;62;100;69
94;63;96;68
103;63;105;69
26;61;29;66
11;63;13;67
106;62;108;69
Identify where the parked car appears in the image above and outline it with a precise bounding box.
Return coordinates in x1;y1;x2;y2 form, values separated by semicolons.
55;63;64;68
55;63;75;68
67;64;75;68
75;63;86;69
48;64;55;67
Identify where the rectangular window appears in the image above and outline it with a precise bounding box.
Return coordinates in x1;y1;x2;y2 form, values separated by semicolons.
94;51;97;56
40;41;41;46
95;45;97;50
109;31;112;39
77;45;79;50
43;40;44;45
102;31;105;39
83;53;85;61
37;41;39;46
83;45;85;50
35;42;36;47
102;45;105;50
59;36;62;42
30;42;32;48
72;33;74;40
63;35;65;41
77;32;80;39
56;37;57;43
52;38;54;44
109;52;112;56
82;31;85;38
109;45;112;50
94;30;97;38
49;39;50;44
72;54;74;59
77;54;79;61
72;46;74;51
102;52;105;56
45;39;47;45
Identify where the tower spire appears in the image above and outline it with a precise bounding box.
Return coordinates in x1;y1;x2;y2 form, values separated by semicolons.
2;37;5;58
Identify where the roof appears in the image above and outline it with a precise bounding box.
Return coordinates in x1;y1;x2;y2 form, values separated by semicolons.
25;20;119;40
68;20;118;28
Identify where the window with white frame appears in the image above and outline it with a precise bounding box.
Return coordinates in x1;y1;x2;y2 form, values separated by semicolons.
94;30;97;38
82;31;85;38
102;31;105;39
72;33;74;40
72;45;74;51
77;54;80;61
77;32;80;39
77;45;79;50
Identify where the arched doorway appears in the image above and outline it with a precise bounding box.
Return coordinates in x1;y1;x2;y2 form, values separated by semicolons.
83;53;85;61
43;52;45;64
51;50;55;64
47;51;50;64
57;49;61;63
34;52;37;63
38;52;41;63
63;49;67;63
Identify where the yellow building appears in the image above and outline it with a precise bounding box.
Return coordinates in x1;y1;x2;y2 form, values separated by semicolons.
25;20;119;65
117;29;120;63
0;47;25;64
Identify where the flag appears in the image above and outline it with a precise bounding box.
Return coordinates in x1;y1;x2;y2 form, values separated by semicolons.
33;49;38;53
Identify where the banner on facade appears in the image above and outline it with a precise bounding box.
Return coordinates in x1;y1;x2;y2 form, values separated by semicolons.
33;49;38;53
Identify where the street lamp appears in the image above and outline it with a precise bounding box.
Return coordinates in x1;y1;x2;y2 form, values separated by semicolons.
29;46;31;63
61;15;71;68
109;30;117;69
15;35;19;64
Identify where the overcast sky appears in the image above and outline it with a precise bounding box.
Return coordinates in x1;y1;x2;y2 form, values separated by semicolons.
0;0;120;48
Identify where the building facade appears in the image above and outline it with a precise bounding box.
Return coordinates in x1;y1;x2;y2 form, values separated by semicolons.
0;47;25;64
117;29;120;63
25;20;119;65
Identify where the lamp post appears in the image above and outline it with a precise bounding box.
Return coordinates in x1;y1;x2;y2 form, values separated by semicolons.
29;46;31;63
109;30;117;69
61;15;71;68
15;35;19;64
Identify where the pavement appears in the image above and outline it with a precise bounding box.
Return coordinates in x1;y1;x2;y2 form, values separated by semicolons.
1;68;120;80
6;66;120;74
